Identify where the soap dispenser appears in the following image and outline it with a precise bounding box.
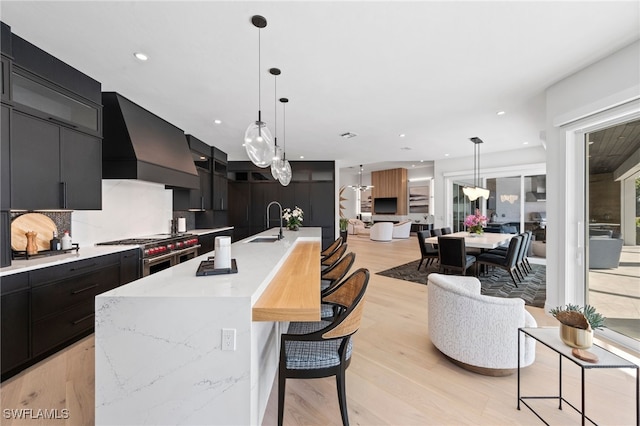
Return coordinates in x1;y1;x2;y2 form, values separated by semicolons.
61;231;72;250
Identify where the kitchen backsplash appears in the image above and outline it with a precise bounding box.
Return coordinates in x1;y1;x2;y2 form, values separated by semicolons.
72;180;173;246
10;211;72;239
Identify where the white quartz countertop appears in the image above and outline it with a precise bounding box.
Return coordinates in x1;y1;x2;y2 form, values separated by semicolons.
96;227;322;303
0;245;139;276
187;227;234;236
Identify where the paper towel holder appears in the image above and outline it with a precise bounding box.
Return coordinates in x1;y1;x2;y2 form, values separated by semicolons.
196;258;238;276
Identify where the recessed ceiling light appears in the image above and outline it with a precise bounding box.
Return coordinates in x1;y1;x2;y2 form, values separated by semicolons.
299;155;304;159
399;133;406;138
242;143;246;147
199;156;206;160
420;159;424;163
496;111;506;116
134;52;149;61
444;153;450;157
214;119;222;125
523;141;529;145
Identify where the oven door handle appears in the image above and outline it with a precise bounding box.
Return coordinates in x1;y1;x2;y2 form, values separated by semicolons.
143;252;177;264
173;245;201;255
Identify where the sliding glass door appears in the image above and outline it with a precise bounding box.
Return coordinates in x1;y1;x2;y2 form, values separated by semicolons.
585;120;640;343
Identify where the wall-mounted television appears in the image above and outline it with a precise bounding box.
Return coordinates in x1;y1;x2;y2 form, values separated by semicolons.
374;197;397;214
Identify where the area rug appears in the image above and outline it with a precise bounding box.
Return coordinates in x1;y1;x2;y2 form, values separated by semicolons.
376;260;546;308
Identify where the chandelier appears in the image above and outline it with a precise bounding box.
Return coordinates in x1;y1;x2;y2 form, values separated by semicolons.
349;165;374;191
462;137;490;201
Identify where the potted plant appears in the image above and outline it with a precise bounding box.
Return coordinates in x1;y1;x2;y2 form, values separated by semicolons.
283;207;303;231
339;218;349;242
549;304;605;349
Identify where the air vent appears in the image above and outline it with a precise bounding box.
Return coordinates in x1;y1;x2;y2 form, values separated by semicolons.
340;132;358;139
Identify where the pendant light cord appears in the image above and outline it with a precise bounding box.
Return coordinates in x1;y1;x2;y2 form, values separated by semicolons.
282;101;286;160
258;28;262;123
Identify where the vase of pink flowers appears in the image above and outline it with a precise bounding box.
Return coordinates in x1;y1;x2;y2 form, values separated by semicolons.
464;209;488;235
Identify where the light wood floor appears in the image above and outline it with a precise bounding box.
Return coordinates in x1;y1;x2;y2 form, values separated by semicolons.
1;235;638;425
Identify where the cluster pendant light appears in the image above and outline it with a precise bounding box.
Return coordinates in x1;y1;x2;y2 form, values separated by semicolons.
349;165;374;191
244;15;274;168
462;137;490;201
277;98;292;186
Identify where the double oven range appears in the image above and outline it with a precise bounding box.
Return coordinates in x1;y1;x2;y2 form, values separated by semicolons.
97;234;200;276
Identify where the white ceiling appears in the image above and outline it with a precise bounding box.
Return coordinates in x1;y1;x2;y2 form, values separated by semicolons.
2;1;639;172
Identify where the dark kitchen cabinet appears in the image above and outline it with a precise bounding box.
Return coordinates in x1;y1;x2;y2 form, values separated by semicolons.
1;103;10;211
1;272;29;377
228;161;335;246
1;55;10;102
174;135;213;211
119;249;141;285
212;147;228;212
198;228;234;255
1;211;10;267
228;182;252;241
213;175;228;211
10;110;101;210
31;253;119;357
0;251;139;380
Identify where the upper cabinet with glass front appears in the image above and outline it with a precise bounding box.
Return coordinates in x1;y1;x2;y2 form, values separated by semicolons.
10;34;101;136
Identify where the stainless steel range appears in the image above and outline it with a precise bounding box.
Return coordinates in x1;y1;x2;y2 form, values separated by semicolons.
97;234;200;276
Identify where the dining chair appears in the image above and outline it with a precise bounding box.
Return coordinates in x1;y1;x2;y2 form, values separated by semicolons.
321;236;343;259
321;243;347;270
321;252;356;292
440;227;452;235
475;235;523;286
416;230;438;270
279;268;370;426
437;236;476;276
321;252;357;319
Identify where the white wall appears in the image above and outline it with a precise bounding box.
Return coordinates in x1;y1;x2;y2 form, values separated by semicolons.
545;40;640;314
72;180;173;246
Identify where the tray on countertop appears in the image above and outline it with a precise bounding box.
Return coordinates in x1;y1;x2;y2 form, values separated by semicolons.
12;243;80;260
196;258;238;276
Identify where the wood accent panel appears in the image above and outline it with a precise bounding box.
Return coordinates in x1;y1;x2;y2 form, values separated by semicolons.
371;168;408;215
252;241;321;321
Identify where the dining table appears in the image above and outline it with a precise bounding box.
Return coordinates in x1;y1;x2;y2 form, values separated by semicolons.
424;231;514;250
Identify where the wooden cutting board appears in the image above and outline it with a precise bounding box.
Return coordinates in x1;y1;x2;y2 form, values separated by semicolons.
11;213;58;252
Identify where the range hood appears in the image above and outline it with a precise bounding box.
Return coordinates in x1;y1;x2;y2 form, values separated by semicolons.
102;92;199;189
525;176;546;202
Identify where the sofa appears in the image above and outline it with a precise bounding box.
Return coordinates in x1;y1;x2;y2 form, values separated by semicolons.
392;220;412;239
348;218;369;235
369;222;393;241
589;236;624;269
427;273;537;375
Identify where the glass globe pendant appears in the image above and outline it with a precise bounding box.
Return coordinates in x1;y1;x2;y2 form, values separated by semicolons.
244;15;274;168
278;158;292;186
278;97;293;186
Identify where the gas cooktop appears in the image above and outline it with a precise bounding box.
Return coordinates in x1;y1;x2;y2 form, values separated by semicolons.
97;233;195;246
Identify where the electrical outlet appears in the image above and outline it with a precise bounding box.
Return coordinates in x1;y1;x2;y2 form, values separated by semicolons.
222;328;236;351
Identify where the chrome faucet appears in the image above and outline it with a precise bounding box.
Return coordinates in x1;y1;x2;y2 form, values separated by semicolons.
266;201;284;240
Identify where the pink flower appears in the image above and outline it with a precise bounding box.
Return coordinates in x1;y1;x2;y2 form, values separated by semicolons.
464;209;488;228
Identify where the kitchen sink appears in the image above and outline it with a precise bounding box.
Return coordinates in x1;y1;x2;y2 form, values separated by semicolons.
246;236;280;243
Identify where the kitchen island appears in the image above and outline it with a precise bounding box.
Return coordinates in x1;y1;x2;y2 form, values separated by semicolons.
95;227;322;425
